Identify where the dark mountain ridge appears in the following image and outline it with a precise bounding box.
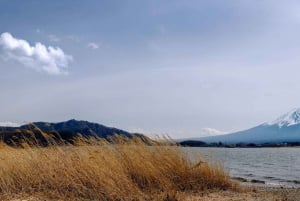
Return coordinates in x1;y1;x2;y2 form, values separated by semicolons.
0;119;146;146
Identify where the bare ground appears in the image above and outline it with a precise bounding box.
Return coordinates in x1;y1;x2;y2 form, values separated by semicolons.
4;187;300;201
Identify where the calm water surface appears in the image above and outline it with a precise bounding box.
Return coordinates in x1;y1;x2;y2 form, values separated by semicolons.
193;148;300;187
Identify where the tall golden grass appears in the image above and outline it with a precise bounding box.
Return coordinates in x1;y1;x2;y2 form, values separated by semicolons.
0;137;235;201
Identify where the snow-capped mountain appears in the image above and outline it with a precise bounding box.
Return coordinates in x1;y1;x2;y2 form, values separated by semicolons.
266;108;300;127
199;108;300;143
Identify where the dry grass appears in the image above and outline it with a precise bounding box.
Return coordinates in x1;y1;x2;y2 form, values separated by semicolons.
0;137;235;201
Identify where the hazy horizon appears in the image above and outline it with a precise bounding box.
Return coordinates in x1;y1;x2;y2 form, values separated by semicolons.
1;1;300;138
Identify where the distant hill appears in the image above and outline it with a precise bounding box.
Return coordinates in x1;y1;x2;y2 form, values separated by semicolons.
0;119;148;146
186;108;300;144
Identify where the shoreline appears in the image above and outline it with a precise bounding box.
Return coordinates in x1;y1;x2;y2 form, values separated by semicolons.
4;181;300;201
6;187;300;201
184;181;300;201
232;177;300;189
187;187;300;201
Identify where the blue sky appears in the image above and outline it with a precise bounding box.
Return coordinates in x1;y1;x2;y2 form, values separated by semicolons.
1;0;300;138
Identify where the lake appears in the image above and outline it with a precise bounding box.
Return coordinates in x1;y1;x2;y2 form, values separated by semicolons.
193;147;300;187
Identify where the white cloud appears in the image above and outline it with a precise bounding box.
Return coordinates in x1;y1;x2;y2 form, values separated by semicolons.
67;35;80;42
87;42;99;50
0;122;20;127
48;34;60;42
0;32;72;75
170;128;227;140
199;128;226;137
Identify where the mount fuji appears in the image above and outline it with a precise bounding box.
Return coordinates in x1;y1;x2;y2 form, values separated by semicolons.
198;108;300;143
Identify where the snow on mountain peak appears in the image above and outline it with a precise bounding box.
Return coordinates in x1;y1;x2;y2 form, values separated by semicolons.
267;108;300;127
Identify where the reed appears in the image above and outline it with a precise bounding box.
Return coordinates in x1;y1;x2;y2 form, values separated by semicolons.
0;136;235;201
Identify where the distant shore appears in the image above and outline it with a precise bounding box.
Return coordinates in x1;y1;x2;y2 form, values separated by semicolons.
179;140;300;148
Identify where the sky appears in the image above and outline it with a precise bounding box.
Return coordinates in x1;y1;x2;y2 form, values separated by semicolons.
1;0;300;138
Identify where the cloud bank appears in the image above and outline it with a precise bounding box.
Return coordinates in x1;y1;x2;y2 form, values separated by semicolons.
87;42;99;50
0;121;20;127
199;128;226;137
0;32;72;75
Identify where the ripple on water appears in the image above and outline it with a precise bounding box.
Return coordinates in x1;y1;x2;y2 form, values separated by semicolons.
196;147;300;188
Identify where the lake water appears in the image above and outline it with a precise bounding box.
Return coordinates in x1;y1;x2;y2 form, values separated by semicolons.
193;147;300;187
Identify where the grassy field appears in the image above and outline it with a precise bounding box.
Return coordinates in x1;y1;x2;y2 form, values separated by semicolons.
0;137;236;201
